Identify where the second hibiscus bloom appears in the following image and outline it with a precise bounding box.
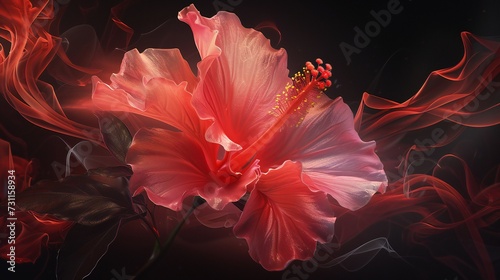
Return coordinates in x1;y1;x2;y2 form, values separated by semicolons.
92;4;387;270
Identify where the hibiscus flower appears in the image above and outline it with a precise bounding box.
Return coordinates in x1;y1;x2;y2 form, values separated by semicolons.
92;4;387;270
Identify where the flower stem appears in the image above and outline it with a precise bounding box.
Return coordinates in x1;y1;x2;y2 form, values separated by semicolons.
133;196;206;279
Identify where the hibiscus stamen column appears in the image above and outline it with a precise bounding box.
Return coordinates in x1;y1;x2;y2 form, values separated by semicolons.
229;59;332;172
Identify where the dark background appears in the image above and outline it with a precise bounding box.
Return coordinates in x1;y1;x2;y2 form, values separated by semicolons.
63;0;500;105
1;0;500;279
53;0;500;105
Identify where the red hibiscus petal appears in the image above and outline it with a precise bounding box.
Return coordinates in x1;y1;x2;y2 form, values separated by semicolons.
233;161;335;271
111;48;198;93
258;97;387;210
92;48;205;137
179;5;291;151
194;202;241;229
127;128;258;211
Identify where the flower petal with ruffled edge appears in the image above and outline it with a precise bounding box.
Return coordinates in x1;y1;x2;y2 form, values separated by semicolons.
92;48;206;138
127;128;260;211
178;5;291;151
257;97;387;210
110;48;198;93
194;202;242;228
233;161;335;270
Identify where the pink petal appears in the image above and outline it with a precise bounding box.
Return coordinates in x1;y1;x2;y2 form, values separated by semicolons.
233;161;335;271
127;128;258;211
258;97;387;210
194;202;242;228
178;5;291;151
92;49;205;137
111;48;198;93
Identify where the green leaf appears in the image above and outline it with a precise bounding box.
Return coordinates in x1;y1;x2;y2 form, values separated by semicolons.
96;112;132;163
87;165;133;178
16;173;134;226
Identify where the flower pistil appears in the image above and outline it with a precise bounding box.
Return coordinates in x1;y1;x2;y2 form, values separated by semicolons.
229;59;332;172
